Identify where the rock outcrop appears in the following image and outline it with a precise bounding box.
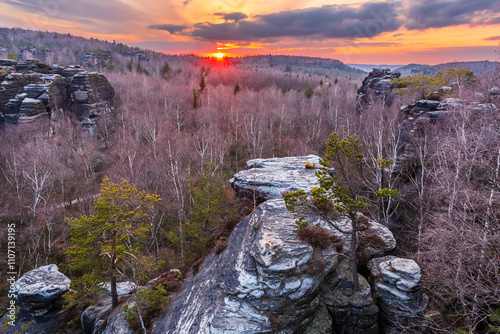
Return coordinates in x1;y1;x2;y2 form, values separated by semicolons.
368;256;429;333
71;72;115;127
0;58;114;128
155;156;405;334
230;155;326;202
357;68;401;111
81;283;136;334
0;264;73;334
154;198;348;333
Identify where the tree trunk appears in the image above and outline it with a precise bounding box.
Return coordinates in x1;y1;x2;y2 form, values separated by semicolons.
110;230;118;308
350;213;360;291
110;266;118;308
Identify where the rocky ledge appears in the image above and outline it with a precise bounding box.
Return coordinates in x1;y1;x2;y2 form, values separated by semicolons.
230;155;326;203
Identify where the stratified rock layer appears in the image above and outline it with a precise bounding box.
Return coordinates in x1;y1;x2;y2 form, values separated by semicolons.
368;256;429;333
0;59;114;127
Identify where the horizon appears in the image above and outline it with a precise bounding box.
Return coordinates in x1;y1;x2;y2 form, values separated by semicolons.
0;0;499;65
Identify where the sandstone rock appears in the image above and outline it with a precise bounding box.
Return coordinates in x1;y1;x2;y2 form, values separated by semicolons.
81;299;114;334
154;199;347;333
0;264;74;334
15;264;70;306
368;256;428;333
71;72;115;127
490;86;500;95
356;213;396;259
230;155;326;202
101;303;135;334
357;68;401;111
101;281;137;296
0;59;18;66
1;60;114;127
324;261;379;334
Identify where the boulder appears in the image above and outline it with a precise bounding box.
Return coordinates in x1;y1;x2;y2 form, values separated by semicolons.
368;256;428;333
15;264;70;316
230;155;326;202
100;281;137;296
0;264;74;334
0;59;18;66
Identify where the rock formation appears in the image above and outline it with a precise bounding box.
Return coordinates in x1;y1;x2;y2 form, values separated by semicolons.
0;58;114;128
154;156;408;334
0;264;73;333
368;256;429;333
356;68;401;112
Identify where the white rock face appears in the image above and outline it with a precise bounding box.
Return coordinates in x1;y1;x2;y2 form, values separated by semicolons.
230;155;328;202
154;199;345;334
15;264;70;303
101;281;137;296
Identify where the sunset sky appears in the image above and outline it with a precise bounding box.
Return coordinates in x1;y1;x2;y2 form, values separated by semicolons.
0;0;499;64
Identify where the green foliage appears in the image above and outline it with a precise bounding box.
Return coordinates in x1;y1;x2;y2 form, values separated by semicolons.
65;177;161;308
233;82;241;95
392;68;476;98
489;308;500;333
193;88;199;108
136;62;149;75
198;74;207;93
305;85;314;99
176;164;229;261
376;187;399;199
160;61;172;79
124;284;169;331
7;51;18;61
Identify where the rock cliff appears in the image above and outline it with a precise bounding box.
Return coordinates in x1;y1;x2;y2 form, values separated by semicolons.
154;156;419;334
0;58;114;127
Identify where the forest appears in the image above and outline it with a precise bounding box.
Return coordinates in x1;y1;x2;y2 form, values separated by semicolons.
0;28;499;333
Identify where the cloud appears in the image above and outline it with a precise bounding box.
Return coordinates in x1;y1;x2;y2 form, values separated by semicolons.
405;0;500;30
183;0;191;6
192;2;403;41
214;12;248;22
484;35;500;40
1;0;142;23
148;23;189;34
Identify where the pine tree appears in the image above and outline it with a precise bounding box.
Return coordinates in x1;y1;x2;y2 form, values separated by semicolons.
66;177;161;308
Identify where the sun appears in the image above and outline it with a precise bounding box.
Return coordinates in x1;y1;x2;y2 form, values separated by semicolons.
212;52;226;59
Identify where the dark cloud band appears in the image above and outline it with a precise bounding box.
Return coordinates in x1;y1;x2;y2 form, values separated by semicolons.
192;2;403;41
148;24;189;34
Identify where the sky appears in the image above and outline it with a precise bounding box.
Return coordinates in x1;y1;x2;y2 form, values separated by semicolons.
0;0;499;65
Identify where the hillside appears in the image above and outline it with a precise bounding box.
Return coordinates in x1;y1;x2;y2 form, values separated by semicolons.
396;60;500;77
0;27;363;80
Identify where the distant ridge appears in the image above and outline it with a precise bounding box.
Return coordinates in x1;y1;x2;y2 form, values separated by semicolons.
347;64;405;72
396;61;500;77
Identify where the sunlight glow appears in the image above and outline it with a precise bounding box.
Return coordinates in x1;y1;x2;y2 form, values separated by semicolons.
212;52;226;59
